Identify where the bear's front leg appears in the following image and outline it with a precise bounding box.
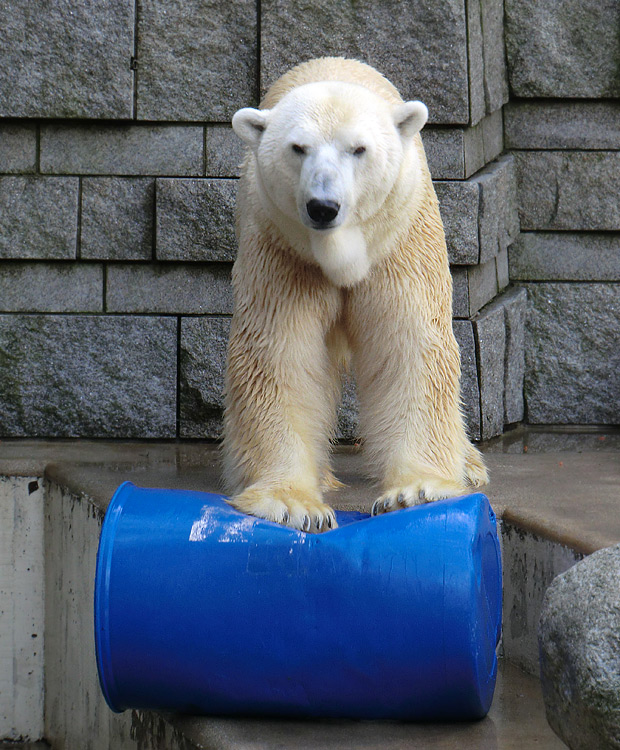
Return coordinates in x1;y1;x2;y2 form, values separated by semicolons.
346;259;488;516
223;249;342;533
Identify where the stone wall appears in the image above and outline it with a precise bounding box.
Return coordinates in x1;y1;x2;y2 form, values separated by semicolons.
505;0;620;426
0;0;614;442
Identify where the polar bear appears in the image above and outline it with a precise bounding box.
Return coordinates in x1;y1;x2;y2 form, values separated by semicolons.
223;57;488;532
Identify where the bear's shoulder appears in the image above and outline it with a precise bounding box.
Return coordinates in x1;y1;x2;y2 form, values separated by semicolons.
261;57;403;109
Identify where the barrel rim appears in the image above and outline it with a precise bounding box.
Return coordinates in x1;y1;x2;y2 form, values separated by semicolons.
94;480;135;713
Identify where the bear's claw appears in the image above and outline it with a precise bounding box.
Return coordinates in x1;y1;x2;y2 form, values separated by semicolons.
372;488;424;516
371;477;470;516
228;484;337;533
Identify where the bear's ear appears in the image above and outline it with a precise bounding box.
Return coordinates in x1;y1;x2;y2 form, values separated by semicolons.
393;101;428;139
232;108;270;149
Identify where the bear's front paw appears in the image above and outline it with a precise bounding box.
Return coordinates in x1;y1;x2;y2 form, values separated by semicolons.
371;477;467;516
228;484;337;533
464;444;489;487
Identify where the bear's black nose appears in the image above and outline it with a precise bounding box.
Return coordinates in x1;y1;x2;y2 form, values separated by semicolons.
306;199;340;227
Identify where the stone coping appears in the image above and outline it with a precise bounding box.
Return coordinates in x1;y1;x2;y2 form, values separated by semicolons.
1;427;618;555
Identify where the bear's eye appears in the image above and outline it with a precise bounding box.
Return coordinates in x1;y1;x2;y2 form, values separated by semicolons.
291;144;306;155
353;146;366;156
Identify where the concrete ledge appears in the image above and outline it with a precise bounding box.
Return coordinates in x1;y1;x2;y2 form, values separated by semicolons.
1;430;618;552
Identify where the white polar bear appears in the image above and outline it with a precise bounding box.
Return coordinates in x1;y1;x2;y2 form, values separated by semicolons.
223;57;488;533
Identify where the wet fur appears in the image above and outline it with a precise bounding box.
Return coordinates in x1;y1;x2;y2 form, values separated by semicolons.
223;58;488;532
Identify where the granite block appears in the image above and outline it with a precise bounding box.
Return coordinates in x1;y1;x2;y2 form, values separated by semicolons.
180;316;230;439
0;263;102;312
422;130;465;181
451;258;501;319
156;179;237;262
467;0;508;121
81;178;154;261
106;263;233;314
502;287;526;425
467;257;499;317
206;127;246;178
0;0;134;118
479;0;509;114
505;0;620;97
136;0;257;121
466;0;485;126
451;268;469;318
505;161;521;243
40;124;203;176
473;162;503;264
524;283;620;424
0;315;177;437
435;181;480;265
515;152;620;231
0;177;78;259
336;373;359;442
510;233;620;282
472;155;519;263
424;110;504;181
0;123;37;174
180;317;364;441
453;319;481;441
496;247;510;291
505;102;620;151
260;0;470;125
480;109;504;165
474;302;506;439
462;123;486;178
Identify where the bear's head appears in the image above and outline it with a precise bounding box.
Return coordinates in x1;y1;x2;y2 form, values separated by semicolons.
232;81;428;287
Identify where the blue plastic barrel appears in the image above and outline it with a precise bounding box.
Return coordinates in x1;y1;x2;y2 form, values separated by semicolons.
94;483;501;720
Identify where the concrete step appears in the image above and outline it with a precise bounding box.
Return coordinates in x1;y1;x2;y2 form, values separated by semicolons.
2;428;618;748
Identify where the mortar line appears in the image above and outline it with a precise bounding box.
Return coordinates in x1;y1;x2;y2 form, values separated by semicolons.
0;258;235;270
7;173;240;180
506;147;620;153
0;311;219;318
34;118;230;127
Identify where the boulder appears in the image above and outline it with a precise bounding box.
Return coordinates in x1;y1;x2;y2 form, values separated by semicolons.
539;544;620;750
